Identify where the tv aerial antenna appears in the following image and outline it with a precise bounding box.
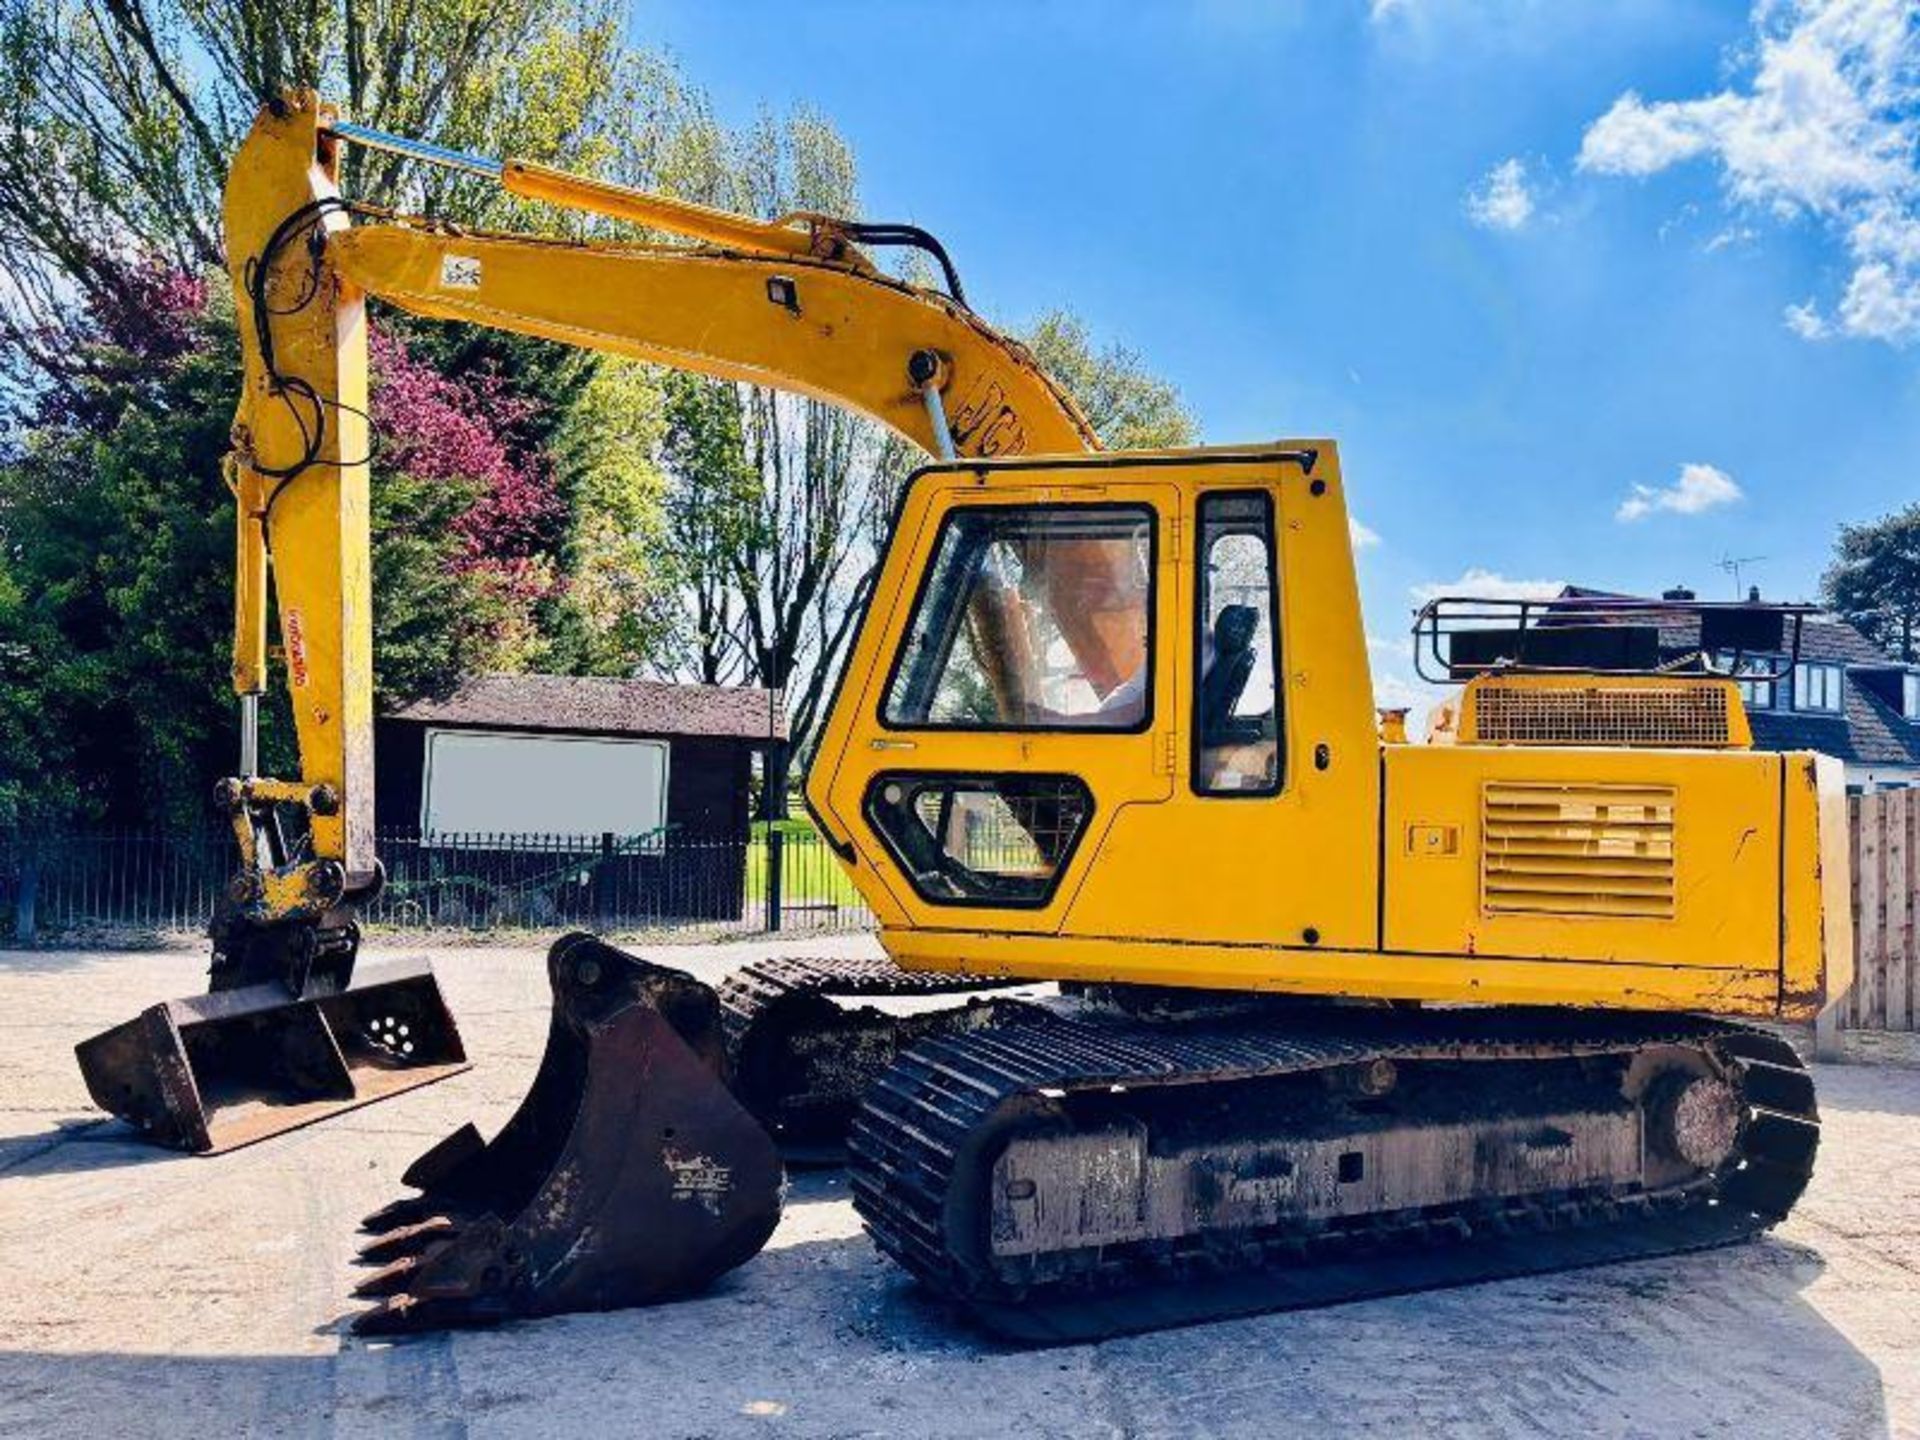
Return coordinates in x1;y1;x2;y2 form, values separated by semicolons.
1718;553;1766;598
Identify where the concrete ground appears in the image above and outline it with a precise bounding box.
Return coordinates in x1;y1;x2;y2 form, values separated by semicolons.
2;937;1917;1440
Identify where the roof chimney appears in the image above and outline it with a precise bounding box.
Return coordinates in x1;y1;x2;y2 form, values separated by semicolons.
1748;584;1761;603
1662;585;1695;601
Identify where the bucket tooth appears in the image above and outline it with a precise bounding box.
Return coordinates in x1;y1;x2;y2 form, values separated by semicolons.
352;1256;425;1299
356;1217;458;1266
399;1121;487;1192
349;934;783;1334
351;1291;477;1339
360;1126;491;1233
75;956;467;1154
359;1194;448;1237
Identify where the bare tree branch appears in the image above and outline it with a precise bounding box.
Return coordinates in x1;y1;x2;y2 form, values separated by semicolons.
96;0;224;174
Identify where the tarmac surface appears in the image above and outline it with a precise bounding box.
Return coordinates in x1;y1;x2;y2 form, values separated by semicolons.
3;936;1917;1439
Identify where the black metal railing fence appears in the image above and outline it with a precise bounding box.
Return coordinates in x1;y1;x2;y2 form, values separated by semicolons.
0;826;875;944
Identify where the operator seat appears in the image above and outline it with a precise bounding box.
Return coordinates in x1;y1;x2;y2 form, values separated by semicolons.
1199;604;1258;743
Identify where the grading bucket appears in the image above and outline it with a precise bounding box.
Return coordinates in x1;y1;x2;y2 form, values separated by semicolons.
75;955;467;1154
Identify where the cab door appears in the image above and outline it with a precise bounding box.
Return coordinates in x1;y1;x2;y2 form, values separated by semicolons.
808;462;1182;936
1055;457;1380;955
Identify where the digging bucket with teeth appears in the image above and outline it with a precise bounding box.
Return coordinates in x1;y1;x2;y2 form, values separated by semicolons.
351;933;783;1336
75;953;468;1155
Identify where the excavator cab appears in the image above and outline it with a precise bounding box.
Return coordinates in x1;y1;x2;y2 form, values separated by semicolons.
805;444;1382;971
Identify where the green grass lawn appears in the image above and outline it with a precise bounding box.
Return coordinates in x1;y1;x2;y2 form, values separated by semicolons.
743;820;866;908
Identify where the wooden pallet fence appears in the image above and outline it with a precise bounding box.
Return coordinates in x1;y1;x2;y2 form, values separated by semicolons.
1846;790;1917;1032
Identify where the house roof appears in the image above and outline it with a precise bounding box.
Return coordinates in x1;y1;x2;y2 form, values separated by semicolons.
389;675;788;742
1794;614;1897;667
1548;586;1831;656
1556;588;1920;769
1747;686;1920;767
1726;613;1920;767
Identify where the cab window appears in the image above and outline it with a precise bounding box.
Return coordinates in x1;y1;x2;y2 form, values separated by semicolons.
863;773;1093;907
1193;492;1281;795
882;505;1154;730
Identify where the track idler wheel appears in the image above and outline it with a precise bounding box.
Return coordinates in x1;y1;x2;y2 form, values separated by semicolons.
351;934;783;1336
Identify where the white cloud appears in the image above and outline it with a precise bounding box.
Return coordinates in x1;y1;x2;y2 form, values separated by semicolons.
1579;90;1726;178
1703;224;1760;252
1368;0;1414;18
1837;254;1920;336
1410;568;1565;604
1464;157;1537;231
1367;632;1413;660
1350;516;1382;549
1615;462;1744;522
1577;0;1920;344
1784;298;1831;336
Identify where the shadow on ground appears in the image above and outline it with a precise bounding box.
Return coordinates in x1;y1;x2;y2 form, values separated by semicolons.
0;1235;1891;1440
0;941;199;976
0;1119;174;1178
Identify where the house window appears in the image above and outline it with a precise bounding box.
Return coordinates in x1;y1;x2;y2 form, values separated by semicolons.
1717;651;1776;710
1905;672;1920;719
1794;662;1844;714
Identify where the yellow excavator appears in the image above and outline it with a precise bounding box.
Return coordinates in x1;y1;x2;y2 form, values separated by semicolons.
79;93;1850;1342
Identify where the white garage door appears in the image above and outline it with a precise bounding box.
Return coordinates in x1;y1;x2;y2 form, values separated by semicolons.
421;729;670;846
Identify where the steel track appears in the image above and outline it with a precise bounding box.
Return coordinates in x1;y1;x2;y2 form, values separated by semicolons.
849;1007;1818;1343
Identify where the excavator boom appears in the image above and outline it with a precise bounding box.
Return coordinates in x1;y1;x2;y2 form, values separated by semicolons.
223;93;1095;939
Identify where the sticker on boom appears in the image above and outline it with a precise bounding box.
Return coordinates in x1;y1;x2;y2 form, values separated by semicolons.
438;254;481;290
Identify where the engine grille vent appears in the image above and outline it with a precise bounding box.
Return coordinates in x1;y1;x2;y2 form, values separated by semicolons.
1482;782;1676;920
1469;682;1733;748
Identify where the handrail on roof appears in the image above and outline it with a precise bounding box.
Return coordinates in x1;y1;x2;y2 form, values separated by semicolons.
1411;594;1820;686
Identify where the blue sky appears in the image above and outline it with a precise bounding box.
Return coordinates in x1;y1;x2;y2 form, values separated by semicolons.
628;0;1920;710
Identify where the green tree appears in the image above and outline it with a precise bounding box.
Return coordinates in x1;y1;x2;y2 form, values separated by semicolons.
0;0;702;386
657;370;757;686
367;471;509;700
0;270;553;827
0;0;721;697
0;273;246;827
541;357;675;677
0;562;79;828
1823;505;1920;662
1021;310;1196;451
